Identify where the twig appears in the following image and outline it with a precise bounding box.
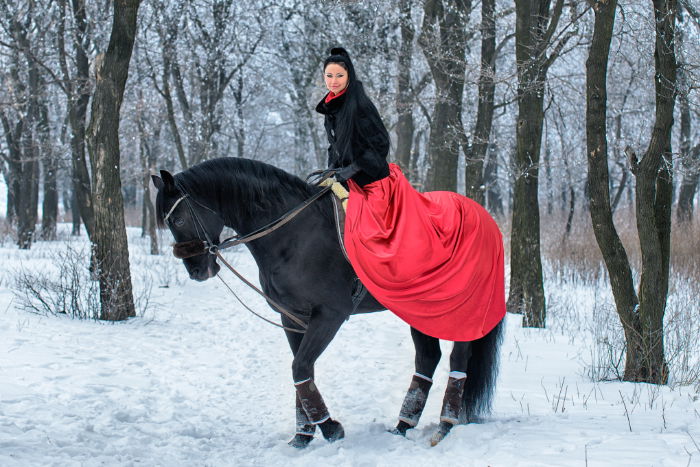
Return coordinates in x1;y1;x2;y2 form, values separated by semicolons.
686;430;700;453
541;378;550;402
619;390;633;432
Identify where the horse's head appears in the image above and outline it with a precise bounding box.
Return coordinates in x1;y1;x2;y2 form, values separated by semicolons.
152;170;224;282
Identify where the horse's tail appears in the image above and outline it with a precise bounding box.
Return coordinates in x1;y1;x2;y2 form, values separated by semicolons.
461;318;505;422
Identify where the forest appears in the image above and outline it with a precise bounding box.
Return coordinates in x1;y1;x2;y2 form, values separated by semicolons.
1;1;699;458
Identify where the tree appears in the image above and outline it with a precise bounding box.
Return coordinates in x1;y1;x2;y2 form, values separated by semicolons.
419;0;473;192
0;1;43;249
464;0;496;204
586;0;678;384
145;0;263;169
57;0;95;237
675;4;700;223
85;0;141;321
394;0;416;174
508;0;578;327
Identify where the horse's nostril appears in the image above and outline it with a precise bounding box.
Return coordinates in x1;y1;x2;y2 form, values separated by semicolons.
190;267;200;278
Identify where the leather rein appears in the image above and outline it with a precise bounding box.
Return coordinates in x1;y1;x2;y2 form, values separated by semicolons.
166;170;338;334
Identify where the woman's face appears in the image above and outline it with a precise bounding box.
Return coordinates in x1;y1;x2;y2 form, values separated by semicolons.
324;63;348;94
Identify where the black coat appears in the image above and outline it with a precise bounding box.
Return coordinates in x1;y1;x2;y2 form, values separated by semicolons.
315;93;390;187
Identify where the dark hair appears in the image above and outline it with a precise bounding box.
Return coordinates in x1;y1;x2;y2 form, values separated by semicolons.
322;47;388;164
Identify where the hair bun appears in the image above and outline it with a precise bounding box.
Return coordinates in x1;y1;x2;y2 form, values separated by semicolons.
329;47;349;58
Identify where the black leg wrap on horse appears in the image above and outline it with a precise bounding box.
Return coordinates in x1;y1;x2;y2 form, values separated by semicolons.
397;373;433;428
439;372;467;424
295;379;330;424
295;392;316;436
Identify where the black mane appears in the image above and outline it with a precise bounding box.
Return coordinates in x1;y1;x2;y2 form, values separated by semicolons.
157;157;326;227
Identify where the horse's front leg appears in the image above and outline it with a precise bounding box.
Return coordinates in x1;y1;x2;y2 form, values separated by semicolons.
282;315;317;448
290;309;347;446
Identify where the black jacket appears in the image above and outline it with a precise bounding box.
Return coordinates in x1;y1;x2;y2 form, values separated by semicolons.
315;93;390;187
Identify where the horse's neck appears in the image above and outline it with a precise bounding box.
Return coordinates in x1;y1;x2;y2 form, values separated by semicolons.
212;173;308;237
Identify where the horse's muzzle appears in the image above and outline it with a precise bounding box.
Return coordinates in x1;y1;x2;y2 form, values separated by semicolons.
173;240;208;259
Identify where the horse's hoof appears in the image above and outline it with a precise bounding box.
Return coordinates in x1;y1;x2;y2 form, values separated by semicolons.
319;419;345;442
430;421;454;446
288;433;314;448
388;420;412;436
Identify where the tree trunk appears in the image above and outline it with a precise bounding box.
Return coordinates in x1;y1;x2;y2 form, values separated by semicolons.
465;0;496;204
2;169;13;222
484;131;503;217
419;0;472;192
135;90;160;255
85;0;141;321
676;81;699;222
586;0;676;385
508;87;546;327
40;104;58;241
508;0;567;327
676;146;700;222
585;0;640;380
627;0;676;384
395;0;415;175
59;0;95;238
7;16;41;250
71;189;81;235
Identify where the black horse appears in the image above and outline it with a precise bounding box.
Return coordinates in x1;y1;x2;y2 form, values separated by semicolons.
152;157;504;447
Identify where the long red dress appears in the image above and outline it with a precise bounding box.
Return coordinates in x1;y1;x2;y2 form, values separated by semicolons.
344;164;506;341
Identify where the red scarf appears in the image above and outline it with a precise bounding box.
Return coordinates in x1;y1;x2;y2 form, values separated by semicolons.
324;87;347;104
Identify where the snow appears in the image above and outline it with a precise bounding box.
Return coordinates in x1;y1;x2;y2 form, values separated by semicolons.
1;226;699;466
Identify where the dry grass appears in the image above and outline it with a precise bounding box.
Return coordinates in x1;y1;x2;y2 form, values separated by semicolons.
530;205;700;386
536;206;700;294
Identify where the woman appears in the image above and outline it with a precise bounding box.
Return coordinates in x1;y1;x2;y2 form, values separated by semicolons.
315;47;505;344
315;47;390;187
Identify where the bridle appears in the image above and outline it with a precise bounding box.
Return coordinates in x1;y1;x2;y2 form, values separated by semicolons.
165;170;337;334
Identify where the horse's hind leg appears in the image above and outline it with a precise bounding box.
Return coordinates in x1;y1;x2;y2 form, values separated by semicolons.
430;340;472;446
392;327;442;436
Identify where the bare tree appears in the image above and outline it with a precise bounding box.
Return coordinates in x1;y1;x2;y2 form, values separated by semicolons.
508;0;579;327
464;0;496;204
57;0;95;237
586;0;678;384
85;0;141;321
419;0;473;192
675;4;700;223
0;0;42;249
394;0;414;169
145;0;263;169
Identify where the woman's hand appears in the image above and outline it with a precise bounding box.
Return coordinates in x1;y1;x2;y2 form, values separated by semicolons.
334;164;360;182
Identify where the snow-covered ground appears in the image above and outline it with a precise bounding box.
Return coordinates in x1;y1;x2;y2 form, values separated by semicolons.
1;226;698;466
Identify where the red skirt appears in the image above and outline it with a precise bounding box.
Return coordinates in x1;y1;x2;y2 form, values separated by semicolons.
344;164;506;341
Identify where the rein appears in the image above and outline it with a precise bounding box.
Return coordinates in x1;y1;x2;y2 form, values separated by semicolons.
168;169;337;334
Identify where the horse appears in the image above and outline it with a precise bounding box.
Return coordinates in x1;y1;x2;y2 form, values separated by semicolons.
152;157;504;448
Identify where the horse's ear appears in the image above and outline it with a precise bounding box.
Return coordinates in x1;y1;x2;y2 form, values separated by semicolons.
159;170;177;193
151;174;164;190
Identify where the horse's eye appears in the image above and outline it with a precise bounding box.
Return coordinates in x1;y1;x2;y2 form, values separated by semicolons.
172;217;185;227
